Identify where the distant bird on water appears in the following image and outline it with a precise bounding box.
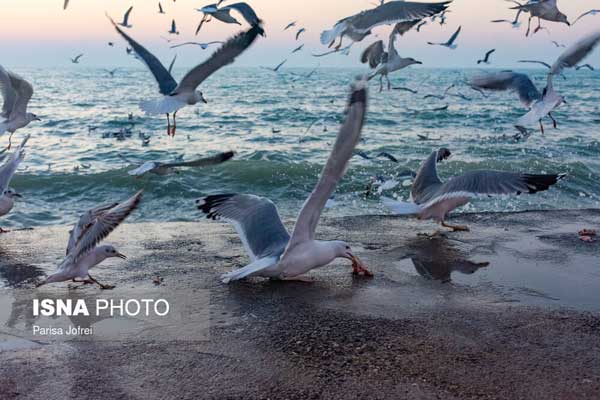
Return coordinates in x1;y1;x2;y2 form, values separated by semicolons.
477;49;495;64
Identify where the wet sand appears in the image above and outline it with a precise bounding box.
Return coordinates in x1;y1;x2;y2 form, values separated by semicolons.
1;210;600;399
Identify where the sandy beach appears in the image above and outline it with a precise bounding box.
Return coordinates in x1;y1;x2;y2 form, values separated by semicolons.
0;209;599;399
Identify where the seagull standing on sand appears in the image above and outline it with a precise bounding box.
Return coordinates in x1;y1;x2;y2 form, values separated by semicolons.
118;6;134;28
196;80;372;283
0;66;40;139
382;148;564;232
362;21;422;91
427;25;461;49
511;0;569;36
127;151;234;177
321;1;451;50
109;15;264;136
477;49;495;64
0;135;28;233
37;191;142;289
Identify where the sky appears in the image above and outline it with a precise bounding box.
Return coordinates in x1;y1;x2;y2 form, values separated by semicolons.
1;0;599;69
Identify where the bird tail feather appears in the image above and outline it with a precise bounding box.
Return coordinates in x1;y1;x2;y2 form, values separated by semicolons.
139;96;184;115
320;22;345;45
220;256;278;284
382;197;422;215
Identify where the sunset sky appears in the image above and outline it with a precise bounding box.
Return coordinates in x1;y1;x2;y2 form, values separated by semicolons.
1;0;599;69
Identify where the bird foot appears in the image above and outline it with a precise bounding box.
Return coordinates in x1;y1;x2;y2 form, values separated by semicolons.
0;227;10;234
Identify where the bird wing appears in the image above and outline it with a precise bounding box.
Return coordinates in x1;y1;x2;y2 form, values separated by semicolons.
63;0;69;10
122;6;133;25
171;19;177;31
108;15;177;95
350;1;452;33
164;151;234;168
550;31;600;76
424;171;564;209
223;2;261;26
447;25;461;45
0;65;17;119
0;134;29;192
273;59;287;71
285;79;367;249
175;25;263;93
518;59;551;69
67;190;142;263
411;150;443;204
485;49;496;59
128;161;161;176
360;40;385;68
572;9;600;25
6;72;33;119
468;71;541;107
391;19;421;36
66;202;119;256
197;194;290;260
168;54;177;74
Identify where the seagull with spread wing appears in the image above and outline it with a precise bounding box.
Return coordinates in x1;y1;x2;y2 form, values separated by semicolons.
427;25;461;49
128;151;234;177
70;54;83;64
0;135;28;233
118;6;134;28
362;20;422;91
510;0;569;36
170;41;224;50
109;15;263;136
37;191;142;289
0;66;40;140
321;1;451;50
195;2;261;35
383;148;564;232
477;49;495;64
572;9;600;25
196;79;372;283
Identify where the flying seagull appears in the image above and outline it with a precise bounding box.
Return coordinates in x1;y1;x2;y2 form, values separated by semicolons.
551;40;565;48
118;6;134;28
168;19;180;35
427;25;461;49
264;59;287;73
284;21;297;30
0;135;29;233
382;148;564;232
158;2;165;14
491;8;522;28
576;64;594;71
195;2;261;35
70;54;83;64
291;44;304;54
37;191;143;289
510;0;569;36
109;15;264;136
296;28;306;40
363;22;422;91
0;66;40;140
170;41;224;50
477;49;495;64
196;79;372;283
63;0;69;10
128;151;234;177
313;44;353;57
321;1;451;50
572;9;600;25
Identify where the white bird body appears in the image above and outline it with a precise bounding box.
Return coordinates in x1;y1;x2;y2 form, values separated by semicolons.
0;195;15;217
0;66;39;136
0;114;38;135
140;91;203;115
45;246;113;284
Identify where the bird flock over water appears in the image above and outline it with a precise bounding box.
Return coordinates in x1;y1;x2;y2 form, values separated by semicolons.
1;0;599;288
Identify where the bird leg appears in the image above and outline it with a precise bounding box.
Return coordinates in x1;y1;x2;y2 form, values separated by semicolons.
386;75;391;91
171;111;177;136
379;75;383;92
334;36;344;51
6;131;15;150
539;120;545;135
166;113;171;135
548;112;558;129
72;278;95;285
87;274;115;290
534;18;542;34
441;220;470;232
525;15;532;36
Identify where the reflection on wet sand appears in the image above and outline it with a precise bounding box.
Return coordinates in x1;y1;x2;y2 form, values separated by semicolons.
0;249;45;288
403;235;490;283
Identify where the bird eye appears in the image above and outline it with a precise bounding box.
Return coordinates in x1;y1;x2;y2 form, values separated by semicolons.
345;246;350;250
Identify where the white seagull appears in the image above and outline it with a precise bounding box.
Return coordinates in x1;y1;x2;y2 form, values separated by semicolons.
383;148;564;232
196;79;372;283
109;16;264;136
127;151;234;177
0;66;40;140
321;1;451;50
0;135;28;233
427;25;461;49
37;191;143;289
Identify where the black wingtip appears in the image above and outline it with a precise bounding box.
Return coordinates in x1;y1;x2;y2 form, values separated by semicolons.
523;174;564;194
221;151;235;162
195;194;236;220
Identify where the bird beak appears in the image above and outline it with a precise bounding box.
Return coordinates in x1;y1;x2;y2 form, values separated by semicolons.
414;61;423;65
34;117;41;121
116;252;127;259
202;97;208;104
13;192;23;198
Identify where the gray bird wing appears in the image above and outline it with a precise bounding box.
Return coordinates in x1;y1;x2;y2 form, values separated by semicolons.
349;1;451;33
411;150;443;204
223;2;260;26
164;151;234;168
0;65;17;119
550;31;600;76
108;15;177;95
175;25;263;93
360;40;385;68
0;135;29;192
468;71;541;107
122;6;133;25
285;79;367;250
66;202;120;256
197;193;290;260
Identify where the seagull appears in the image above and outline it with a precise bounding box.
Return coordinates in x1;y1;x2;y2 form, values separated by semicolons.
109;15;263;136
313;44;353;57
0;66;40;140
571;9;600;25
284;21;297;30
197;80;371;283
296;28;306;40
477;49;495;64
264;59;287;73
37;191;142;289
427;25;461;49
321;1;451;50
551;40;565;48
158;2;165;14
291;44;304;54
128;151;234;177
195;2;261;35
382;148;564;232
167;54;177;74
63;0;69;9
576;64;594;71
70;54;83;64
0;135;28;233
118;6;134;28
363;22;422;91
510;0;569;36
108;42;115;47
491;8;522;28
103;68;119;77
416;20;427;31
168;19;179;35
170;41;224;50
